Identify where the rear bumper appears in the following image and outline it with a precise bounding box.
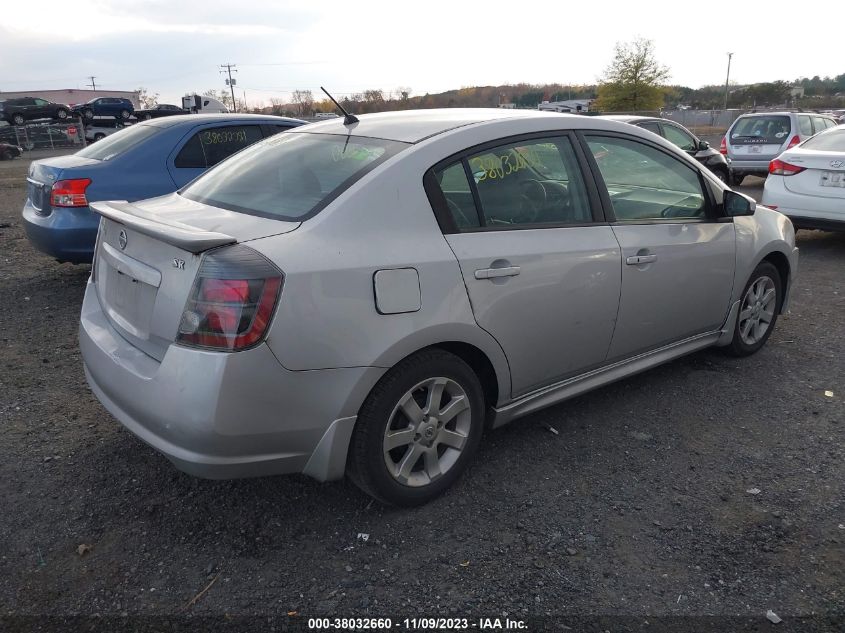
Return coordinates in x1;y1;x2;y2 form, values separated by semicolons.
762;177;845;231
22;200;98;263
79;281;384;480
727;158;771;174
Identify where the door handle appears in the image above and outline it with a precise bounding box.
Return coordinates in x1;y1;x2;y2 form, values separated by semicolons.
626;254;658;265
474;266;521;279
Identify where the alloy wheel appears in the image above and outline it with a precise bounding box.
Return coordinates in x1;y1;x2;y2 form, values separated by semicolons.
383;377;472;487
738;275;776;346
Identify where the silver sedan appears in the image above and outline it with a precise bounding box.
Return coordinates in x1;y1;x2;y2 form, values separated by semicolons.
80;109;798;506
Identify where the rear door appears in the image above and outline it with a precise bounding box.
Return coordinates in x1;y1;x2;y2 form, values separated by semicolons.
582;132;736;361
430;133;622;397
728;115;791;162
167;123;264;187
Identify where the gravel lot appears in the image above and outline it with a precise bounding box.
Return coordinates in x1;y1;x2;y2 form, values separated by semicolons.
0;153;842;631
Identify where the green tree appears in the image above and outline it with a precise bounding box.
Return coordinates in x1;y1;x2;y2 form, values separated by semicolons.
595;38;670;112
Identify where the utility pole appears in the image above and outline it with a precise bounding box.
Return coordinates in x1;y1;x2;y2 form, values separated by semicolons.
87;76;97;91
723;53;733;111
219;63;238;112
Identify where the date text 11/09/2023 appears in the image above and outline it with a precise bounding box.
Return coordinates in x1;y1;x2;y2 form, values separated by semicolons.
307;617;528;630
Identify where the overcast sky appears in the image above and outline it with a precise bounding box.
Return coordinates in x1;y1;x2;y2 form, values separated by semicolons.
2;0;839;106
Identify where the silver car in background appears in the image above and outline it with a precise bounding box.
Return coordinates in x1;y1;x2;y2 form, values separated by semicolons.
80;109;798;506
723;111;837;185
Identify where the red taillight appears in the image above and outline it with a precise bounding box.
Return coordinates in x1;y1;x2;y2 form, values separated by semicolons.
786;135;801;150
50;178;91;207
719;136;727;155
769;159;805;176
177;246;283;352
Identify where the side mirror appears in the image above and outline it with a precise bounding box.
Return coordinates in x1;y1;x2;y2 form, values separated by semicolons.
698;140;710;151
723;190;756;217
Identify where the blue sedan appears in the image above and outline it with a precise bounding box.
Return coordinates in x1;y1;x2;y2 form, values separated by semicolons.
22;113;305;263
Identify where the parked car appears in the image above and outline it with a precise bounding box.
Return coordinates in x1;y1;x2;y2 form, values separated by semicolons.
722;112;838;185
70;97;135;121
84;120;129;142
22;114;305;263
602;115;729;182
0;142;23;160
0;97;71;126
762;124;845;231
134;104;189;120
78;109;798;506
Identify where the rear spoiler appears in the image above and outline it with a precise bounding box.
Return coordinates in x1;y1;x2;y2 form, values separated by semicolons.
90;201;236;253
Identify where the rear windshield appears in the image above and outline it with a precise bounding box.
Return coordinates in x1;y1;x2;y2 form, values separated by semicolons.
75;124;159;161
801;128;845;152
730;116;791;144
181;132;409;221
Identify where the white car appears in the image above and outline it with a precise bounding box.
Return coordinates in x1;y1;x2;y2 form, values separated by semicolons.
762;124;845;232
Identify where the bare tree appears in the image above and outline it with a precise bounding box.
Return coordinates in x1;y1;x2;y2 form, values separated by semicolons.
395;86;412;101
291;90;314;117
136;87;159;109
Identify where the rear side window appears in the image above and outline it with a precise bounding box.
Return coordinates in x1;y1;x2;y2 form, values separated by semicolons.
432;136;593;230
638;121;661;135
174;125;263;168
811;116;829;134
730;116;791;144
182;133;408;221
75;124;160;161
798;115;813;136
801;129;845;152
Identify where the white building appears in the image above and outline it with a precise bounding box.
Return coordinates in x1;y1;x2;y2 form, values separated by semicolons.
0;88;140;108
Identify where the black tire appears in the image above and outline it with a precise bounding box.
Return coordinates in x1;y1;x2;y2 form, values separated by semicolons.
725;261;782;357
55;108;69;120
119;109;131;119
728;171;744;187
347;349;485;507
1;149;14;161
12;114;25;126
94;133;106;141
83;108;94;121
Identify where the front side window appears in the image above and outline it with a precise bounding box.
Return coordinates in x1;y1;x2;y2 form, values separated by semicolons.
182;132;408;221
586;135;707;221
34;99;49;106
174;125;263;169
662;124;696;151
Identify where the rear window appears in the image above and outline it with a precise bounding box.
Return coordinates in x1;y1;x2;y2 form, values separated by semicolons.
75;124;159;161
730;116;791;144
181;133;408;221
801;128;845;152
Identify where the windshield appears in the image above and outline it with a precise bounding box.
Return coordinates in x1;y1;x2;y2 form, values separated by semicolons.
75;124;159;161
801;128;845;152
181;132;409;221
730;116;791;144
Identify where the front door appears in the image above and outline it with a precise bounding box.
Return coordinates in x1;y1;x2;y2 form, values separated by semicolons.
583;133;736;361
430;134;622;397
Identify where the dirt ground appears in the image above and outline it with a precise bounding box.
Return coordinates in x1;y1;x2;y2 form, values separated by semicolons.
0;153;842;632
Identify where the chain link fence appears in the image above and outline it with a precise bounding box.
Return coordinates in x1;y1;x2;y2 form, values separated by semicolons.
0;119;86;152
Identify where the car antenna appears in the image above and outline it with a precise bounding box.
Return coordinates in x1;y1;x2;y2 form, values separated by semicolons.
321;87;358;125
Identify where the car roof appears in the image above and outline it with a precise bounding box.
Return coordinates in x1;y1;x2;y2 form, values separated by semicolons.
143;113;307;128
599;115;655;124
297;108;586;143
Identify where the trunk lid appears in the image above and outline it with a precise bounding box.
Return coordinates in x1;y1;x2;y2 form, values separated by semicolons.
27;156;100;213
782;150;845;199
90;196;298;360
